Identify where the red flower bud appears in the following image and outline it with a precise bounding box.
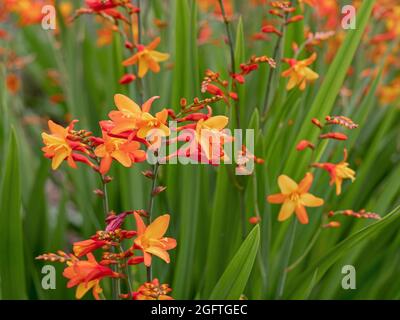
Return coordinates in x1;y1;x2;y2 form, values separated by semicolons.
320;132;348;141
296;140;315;151
119;73;136;85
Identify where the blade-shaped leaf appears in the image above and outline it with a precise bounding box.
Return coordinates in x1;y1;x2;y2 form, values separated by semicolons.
0;129;27;299
209;225;260;300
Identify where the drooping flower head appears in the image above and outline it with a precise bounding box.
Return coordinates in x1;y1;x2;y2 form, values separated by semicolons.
312;148;356;195
63;253;120;300
267;172;324;224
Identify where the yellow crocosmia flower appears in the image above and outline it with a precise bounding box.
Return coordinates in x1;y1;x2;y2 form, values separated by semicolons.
122;37;170;78
282;53;319;91
136;109;171;139
194;115;231;162
313;149;356;195
41;120;75;170
134;212;177;267
267;172;324;224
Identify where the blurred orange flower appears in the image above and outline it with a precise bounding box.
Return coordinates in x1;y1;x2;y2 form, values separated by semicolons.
122;37;169;78
267;172;324;224
282;53;319;91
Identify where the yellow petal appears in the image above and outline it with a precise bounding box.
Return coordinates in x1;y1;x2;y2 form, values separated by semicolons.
278;175;298;194
149;50;170;62
94;144;106;157
286;74;299;90
145;214;170;240
112;150;132;167
335;178;342;195
203;116;229;130
301;193;324;207
76;281;96;299
304;67;319;81
278;200;295;221
146;246;170;263
52;149;68;170
138;57;149;78
114;94;141;113
137;126;152;139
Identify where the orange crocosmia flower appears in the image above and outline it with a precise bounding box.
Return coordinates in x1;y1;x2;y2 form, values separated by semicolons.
63;253;119;300
267;172;324;224
122;37;169;78
5;73;20;95
134;212;177;267
282;53;319;91
94;132;146;174
108;94;159;135
312;149;356;195
133;278;173;300
41;120;76;170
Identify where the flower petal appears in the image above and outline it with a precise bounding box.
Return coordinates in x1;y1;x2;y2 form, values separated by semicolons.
145;214;170;239
114;94;141;113
134;212;147;235
295;205;309;224
301;193;324;207
278;175;298;194
298;172;313;193
267;193;285;204
278;200;295;221
145;246;170;264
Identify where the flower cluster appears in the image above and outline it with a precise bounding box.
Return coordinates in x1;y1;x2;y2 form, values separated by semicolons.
267;115;360;224
37;210;176;300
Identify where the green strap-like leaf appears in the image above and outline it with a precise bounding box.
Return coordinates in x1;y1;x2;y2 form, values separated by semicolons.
0;129;27;299
289;205;400;299
209;225;260;300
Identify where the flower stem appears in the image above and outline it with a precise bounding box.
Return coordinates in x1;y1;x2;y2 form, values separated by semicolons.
218;0;235;76
218;0;240;129
119;245;134;297
285;228;321;272
261;14;289;123
145;162;160;282
98;173;120;300
276;218;297;298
